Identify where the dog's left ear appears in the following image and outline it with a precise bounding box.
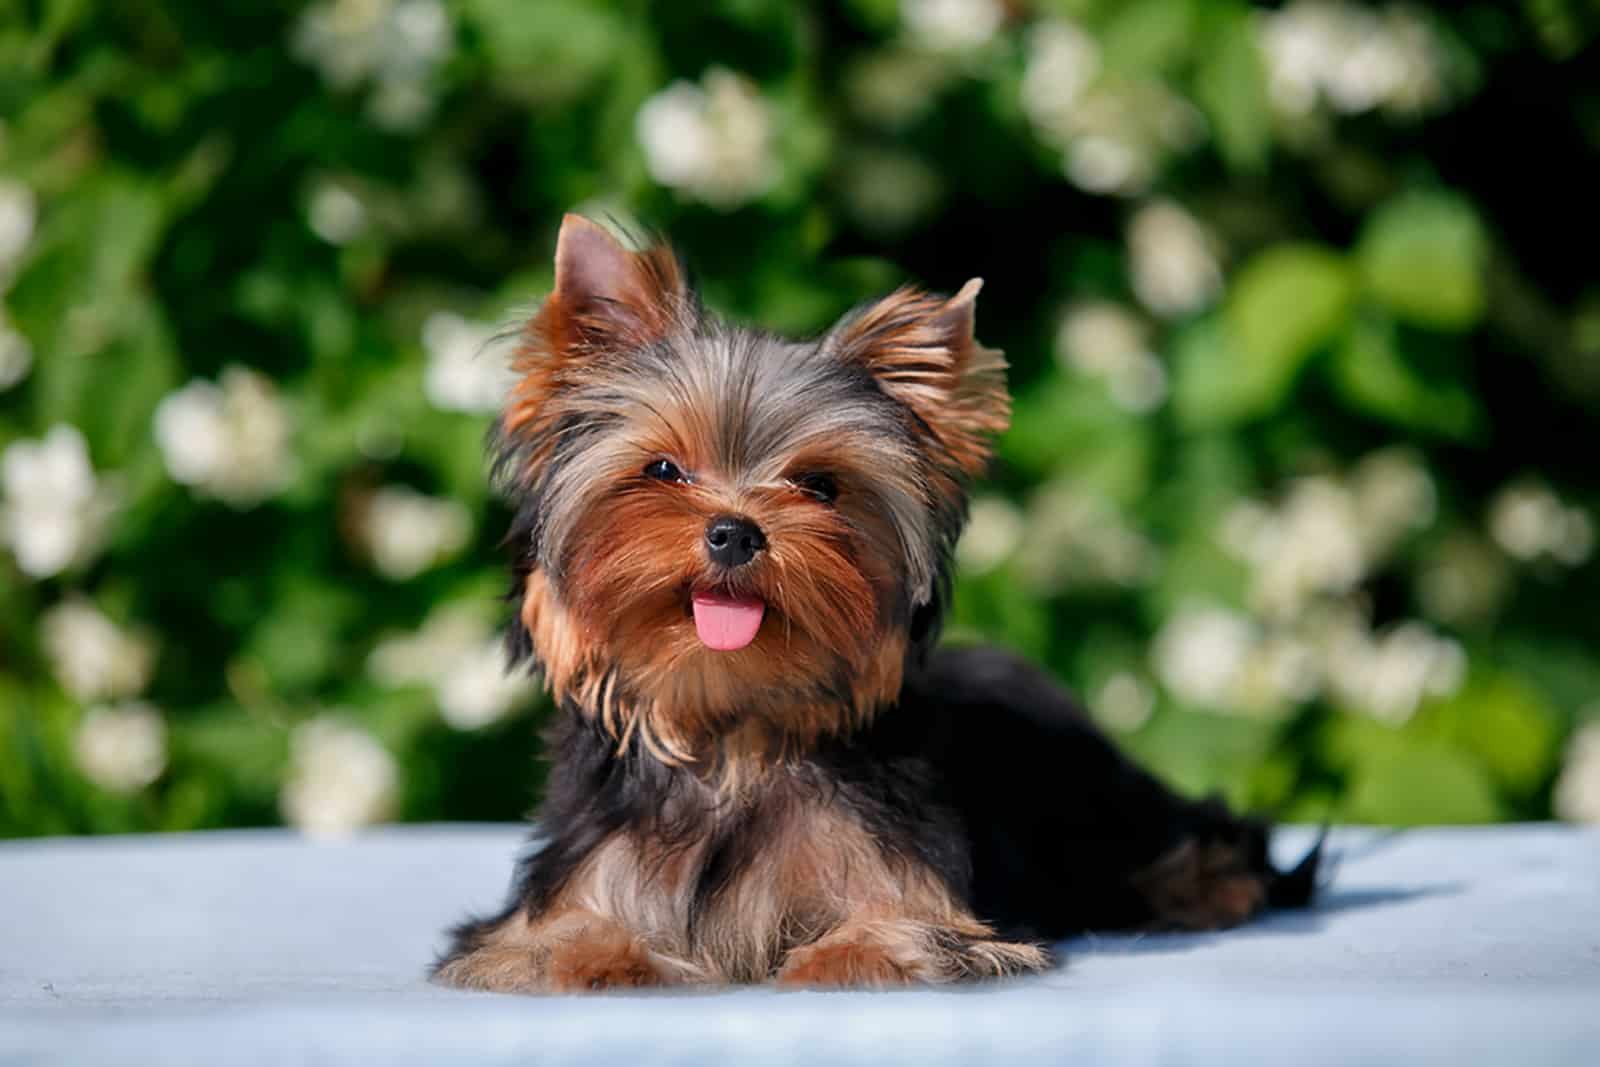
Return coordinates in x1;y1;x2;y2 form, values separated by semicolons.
831;279;1009;478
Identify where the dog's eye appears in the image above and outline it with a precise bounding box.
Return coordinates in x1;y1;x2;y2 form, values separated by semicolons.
790;472;839;505
643;458;688;483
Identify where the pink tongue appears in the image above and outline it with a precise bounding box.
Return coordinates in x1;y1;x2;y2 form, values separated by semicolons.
691;592;766;651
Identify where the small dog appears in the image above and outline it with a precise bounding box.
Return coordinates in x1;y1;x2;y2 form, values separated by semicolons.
433;215;1318;993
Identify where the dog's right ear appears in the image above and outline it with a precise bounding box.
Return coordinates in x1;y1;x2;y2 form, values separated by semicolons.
541;213;688;354
502;215;687;446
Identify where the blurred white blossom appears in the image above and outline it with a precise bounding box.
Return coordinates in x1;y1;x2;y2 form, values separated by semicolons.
359;485;471;580
901;0;1003;52
0;180;35;280
1023;23;1200;198
1015;482;1155;591
154;366;293;507
421;310;514;414
307;180;368;245
845;49;951;128
1020;20;1101;148
1488;482;1594;566
0;424;117;578
369;604;533;729
1224;454;1434;622
292;0;451;131
280;716;398;838
956;494;1023;574
42;598;157;703
636;69;777;209
74;702;167;793
1152;604;1258;710
1259;1;1446;119
1095;672;1156;732
0;312;32;391
1554;720;1600;825
1128;200;1222;317
1418;532;1510;625
1322;618;1464;725
1054;302;1168;412
839;148;942;234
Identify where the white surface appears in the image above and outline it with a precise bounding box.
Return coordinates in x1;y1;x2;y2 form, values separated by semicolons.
2;824;1597;1065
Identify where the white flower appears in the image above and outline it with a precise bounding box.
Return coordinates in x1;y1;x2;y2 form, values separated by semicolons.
435;640;531;730
0;180;35;279
1224;477;1366;620
153;366;293;507
74;702;167;793
0;312;31;390
838;148;942;234
42;598;156;703
307;181;368;245
1554;721;1600;825
368;604;534;729
1020;20;1101;148
636;69;777;209
1152;605;1257;709
0;424;116;577
1015;482;1155;591
956;494;1023;574
292;0;451;131
1351;448;1436;556
1418;533;1510;625
359;485;471;580
280;716;398;838
1259;2;1445;119
421;310;514;414
901;0;1003;52
1324;620;1464;725
1094;672;1155;732
1128;200;1222;317
1054;302;1168;413
844;49;951;128
1488;483;1594;566
1066;135;1149;196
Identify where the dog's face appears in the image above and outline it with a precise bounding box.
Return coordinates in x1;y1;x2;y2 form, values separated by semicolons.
497;216;1008;757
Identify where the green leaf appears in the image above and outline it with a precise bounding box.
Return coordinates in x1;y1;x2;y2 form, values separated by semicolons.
1418;672;1560;800
1177;245;1353;427
1193;5;1272;172
1346;743;1503;825
1330;312;1479;438
1358;192;1487;331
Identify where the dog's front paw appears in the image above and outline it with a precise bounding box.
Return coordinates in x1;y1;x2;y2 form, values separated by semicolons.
545;918;666;992
777;920;1050;988
777;934;915;988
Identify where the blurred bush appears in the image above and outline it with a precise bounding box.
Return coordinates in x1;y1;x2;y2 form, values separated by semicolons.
3;0;1600;837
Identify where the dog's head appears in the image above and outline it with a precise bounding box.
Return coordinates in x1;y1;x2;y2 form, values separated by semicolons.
496;215;1008;759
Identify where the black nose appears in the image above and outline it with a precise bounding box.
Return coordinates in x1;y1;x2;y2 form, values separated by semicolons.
705;515;766;569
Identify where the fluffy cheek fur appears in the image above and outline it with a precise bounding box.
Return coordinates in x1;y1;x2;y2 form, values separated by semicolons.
535;463;912;757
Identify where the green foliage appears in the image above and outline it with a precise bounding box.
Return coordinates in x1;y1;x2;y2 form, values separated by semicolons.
2;0;1599;837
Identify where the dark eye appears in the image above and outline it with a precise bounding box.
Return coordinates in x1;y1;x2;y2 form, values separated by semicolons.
791;472;839;505
643;458;687;482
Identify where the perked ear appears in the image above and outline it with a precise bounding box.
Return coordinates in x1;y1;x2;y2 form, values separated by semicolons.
831;278;1010;478
542;213;689;353
502;215;687;443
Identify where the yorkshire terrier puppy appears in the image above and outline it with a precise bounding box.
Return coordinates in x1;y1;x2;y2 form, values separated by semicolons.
433;215;1318;993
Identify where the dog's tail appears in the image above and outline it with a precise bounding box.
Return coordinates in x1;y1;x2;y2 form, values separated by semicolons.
1267;824;1329;909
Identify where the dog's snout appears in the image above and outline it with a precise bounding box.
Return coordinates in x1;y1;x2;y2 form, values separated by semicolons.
705;515;766;569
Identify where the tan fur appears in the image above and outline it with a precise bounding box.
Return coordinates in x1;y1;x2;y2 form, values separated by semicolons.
831;279;1010;479
437;778;1049;992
